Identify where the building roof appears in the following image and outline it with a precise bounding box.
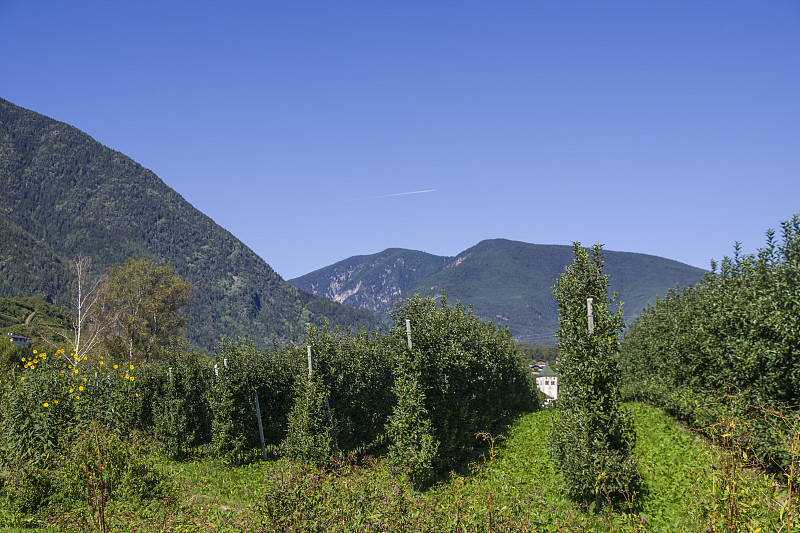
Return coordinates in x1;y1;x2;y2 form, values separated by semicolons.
538;365;558;378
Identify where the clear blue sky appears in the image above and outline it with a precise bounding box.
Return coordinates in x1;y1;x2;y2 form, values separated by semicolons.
2;1;799;279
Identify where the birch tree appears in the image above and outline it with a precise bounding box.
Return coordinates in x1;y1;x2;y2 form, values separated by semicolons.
45;255;115;366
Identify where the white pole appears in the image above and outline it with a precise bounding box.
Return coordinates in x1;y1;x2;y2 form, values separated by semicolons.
406;319;413;350
307;345;313;378
254;390;267;460
587;298;594;334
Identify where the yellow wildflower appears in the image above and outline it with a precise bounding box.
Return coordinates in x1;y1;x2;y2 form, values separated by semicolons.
43;402;49;407
75;395;80;399
130;376;135;382
78;386;84;391
99;361;104;365
20;377;24;381
69;389;74;393
114;365;119;369
130;365;135;370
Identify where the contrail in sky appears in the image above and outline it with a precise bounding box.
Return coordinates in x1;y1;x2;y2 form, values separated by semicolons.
350;189;435;201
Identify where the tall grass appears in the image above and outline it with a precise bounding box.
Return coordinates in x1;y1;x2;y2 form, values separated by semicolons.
2;403;798;532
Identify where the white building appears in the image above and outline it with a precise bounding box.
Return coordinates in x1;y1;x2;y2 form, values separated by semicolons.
536;364;558;405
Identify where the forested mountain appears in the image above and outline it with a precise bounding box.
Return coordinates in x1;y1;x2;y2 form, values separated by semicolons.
290;239;706;344
0;98;380;352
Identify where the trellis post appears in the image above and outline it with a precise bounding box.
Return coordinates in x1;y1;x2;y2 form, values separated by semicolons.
254;390;267;460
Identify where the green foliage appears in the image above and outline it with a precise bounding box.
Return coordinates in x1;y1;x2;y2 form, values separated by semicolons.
388;294;539;482
0;464;54;515
53;420;173;507
619;214;800;476
0;295;71;342
0;339;25;375
304;325;396;451
135;347;214;459
0;421;172;528
5;399;800;531
0;214;70;304
0;348;141;468
385;349;439;489
102;257;192;364
516;342;558;364
210;339;303;464
549;243;641;508
280;376;336;466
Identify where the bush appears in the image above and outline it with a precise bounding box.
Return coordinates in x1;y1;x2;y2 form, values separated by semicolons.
549;243;641;509
280;376;337;466
387;294;539;481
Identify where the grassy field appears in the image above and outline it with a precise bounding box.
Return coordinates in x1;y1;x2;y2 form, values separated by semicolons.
1;403;795;532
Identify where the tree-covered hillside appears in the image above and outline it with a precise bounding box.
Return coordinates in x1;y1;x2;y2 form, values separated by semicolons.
0;213;70;303
0;98;380;351
292;239;707;344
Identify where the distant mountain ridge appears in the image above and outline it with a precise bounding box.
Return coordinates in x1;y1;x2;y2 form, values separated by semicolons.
0;97;380;351
296;249;451;323
290;239;707;344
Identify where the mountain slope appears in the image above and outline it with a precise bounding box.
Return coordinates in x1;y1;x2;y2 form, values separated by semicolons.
291;239;707;344
0;97;380;351
292;249;451;323
0;213;70;303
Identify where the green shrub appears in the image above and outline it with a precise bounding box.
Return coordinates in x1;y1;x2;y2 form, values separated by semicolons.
619;215;800;478
549;243;642;509
209;339;302;464
51;421;172;516
388;294;539;480
385;349;438;489
280;376;337;466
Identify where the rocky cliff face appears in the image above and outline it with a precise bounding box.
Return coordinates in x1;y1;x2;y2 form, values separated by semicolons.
291;249;452;324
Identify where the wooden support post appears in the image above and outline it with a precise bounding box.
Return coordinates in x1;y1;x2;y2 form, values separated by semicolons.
254;390;267;460
406;319;413;350
587;298;594;334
